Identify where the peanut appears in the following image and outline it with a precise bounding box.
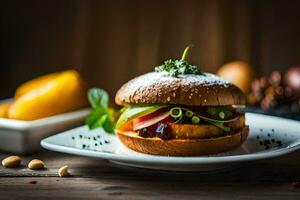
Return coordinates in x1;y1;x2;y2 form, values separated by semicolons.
2;156;21;168
58;165;69;177
28;159;45;170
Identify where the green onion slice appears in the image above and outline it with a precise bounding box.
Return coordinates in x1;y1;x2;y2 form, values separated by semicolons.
185;110;194;118
170;107;183;118
191;116;200;124
179;107;236;132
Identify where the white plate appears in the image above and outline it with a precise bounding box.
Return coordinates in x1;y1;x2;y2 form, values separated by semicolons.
0;99;90;154
41;113;300;171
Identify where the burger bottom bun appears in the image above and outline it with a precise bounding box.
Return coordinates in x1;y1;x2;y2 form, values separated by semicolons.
116;126;249;156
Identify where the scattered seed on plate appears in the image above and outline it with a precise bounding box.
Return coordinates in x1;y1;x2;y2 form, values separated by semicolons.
2;155;21;168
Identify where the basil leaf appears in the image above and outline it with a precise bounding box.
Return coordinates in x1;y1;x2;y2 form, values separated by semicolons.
116;105;168;128
85;107;106;129
94;115;108;129
87;88;109;109
102;116;115;133
85;88;115;133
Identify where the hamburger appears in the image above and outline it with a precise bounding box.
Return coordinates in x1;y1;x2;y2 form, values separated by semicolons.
114;46;249;156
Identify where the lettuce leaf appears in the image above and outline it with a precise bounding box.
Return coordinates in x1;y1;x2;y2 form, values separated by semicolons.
116;105;168;128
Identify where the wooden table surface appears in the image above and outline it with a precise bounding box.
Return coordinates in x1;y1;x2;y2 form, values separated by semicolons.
1;149;300;200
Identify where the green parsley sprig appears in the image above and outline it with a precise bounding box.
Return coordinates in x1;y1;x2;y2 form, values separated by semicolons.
155;45;204;77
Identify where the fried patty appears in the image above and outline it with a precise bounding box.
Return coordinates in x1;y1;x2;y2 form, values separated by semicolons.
118;114;246;140
169;114;245;139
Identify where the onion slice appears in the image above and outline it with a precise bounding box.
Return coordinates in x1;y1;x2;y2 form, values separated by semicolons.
133;111;171;131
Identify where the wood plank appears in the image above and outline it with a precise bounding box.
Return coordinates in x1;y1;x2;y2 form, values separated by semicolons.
0;150;300;199
1;150;300;180
0;177;299;200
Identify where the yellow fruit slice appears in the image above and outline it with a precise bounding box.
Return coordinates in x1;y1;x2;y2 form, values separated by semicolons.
0;103;10;118
15;72;59;99
8;70;88;120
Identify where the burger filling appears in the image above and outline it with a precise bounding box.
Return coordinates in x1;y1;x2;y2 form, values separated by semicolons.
116;105;245;140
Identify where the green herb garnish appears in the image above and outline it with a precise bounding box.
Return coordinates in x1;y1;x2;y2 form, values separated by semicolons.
207;107;233;120
170;107;182;118
178;107;231;132
85;88;115;133
191;116;200;124
185;110;194;118
200;117;230;132
154;45;204;77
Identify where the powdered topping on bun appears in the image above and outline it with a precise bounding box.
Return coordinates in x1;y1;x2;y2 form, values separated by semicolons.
115;71;245;106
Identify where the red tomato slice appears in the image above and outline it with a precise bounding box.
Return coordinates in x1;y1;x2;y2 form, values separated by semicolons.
133;109;173;131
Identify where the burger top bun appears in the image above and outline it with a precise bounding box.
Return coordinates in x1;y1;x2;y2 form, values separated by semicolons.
115;72;246;106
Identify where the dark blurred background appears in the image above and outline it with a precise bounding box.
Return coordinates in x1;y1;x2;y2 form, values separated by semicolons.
1;0;300;99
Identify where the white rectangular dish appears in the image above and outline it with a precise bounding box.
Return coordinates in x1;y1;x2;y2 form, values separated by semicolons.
0;106;90;154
